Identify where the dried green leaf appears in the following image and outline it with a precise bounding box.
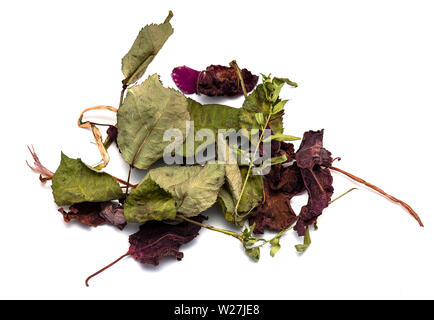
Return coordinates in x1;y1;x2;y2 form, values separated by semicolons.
262;133;301;143
182;98;240;157
269;237;281;257
237;167;263;213
295;226;311;253
51;153;123;206
239;83;283;134
124;177;176;223
117;74;190;170
271;99;288;115
254;112;265;126
245;246;260;261
122;11;174;86
147;163;225;217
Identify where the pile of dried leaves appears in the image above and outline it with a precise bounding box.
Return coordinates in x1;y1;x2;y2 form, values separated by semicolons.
27;11;423;286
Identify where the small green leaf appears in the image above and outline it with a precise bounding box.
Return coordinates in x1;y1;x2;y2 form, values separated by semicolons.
254;112;265;125
261;154;287;171
245;246;260;261
244;239;259;247
51;153;123;206
271;99;288;114
269;237;281;257
262;133;301;143
295;227;311;253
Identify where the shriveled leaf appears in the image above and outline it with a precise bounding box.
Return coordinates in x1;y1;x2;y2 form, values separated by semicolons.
245;246;260;261
148;163;225;217
122;11;174;86
124;177;176;223
58;202;106;227
128;215;206;266
51;153;123;206
117;74;190;170
269;237;281;257
294;165;334;236
293;130;334;236
58;201;126;229
172;65;259;97
249;177;300;234
295;129;332;169
99;202;127;229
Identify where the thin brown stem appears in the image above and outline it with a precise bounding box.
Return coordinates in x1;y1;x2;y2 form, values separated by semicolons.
125;165;133;196
112;175;137;188
85;252;129;287
230;60;247;98
330;166;423;227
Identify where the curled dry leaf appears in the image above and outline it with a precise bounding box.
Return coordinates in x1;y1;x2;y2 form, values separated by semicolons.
293;130;334;236
249;163;305;234
58;201;126;229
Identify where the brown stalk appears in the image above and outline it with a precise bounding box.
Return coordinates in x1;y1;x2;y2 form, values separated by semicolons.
329;166;423;227
85;252;129;287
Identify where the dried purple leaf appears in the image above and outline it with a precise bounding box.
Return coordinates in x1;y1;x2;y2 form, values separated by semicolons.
128;215;206;266
58;201;127;230
172;64;259;97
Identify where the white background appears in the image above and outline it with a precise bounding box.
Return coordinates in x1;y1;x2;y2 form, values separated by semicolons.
1;0;433;299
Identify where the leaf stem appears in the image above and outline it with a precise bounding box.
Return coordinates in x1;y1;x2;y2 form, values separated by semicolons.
85;252;129;287
234;112;273;217
229;60;247;98
111;175;137;188
329;187;358;204
177;215;242;241
124;165;133;196
329;166;423;227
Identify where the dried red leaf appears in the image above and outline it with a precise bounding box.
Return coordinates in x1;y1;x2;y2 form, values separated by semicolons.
58;201;126;229
295;129;332;169
172;65;258;97
294;166;334;236
250;139;304;234
128;215;206;266
100;202;127;230
106;125;118;144
293;130;334;235
249;178;300;234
